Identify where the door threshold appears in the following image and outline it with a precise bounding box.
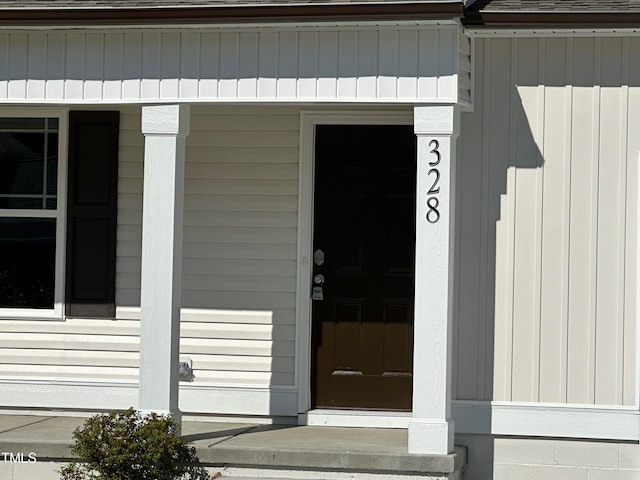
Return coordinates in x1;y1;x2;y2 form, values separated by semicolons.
299;409;411;428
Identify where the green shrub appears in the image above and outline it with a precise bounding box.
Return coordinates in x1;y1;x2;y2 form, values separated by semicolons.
59;408;210;480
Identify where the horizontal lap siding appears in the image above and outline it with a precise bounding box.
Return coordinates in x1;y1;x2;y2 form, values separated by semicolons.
119;104;300;388
0;105;299;400
178;105;300;387
456;37;638;406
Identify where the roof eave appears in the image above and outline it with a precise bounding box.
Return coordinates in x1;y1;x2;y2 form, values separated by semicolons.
464;11;640;28
0;2;464;26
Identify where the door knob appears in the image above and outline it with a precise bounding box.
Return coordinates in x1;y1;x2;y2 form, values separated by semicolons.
313;274;325;285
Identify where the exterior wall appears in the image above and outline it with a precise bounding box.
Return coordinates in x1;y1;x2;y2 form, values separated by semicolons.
0;104;304;414
117;104;300;389
456;36;639;406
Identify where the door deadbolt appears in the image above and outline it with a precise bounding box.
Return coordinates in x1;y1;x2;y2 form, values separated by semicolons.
313;274;325;285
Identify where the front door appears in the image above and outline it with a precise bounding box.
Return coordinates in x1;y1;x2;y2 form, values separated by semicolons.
311;124;416;410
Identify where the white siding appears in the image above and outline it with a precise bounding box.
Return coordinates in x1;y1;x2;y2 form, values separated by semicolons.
0;26;462;104
456;37;638;406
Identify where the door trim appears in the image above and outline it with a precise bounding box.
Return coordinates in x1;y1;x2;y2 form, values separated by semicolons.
295;110;414;415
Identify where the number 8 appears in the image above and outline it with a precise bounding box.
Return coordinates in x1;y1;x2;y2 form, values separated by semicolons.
426;197;440;224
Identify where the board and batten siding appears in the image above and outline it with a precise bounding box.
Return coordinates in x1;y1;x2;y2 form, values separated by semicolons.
0;105;299;411
0;25;465;105
455;36;638;406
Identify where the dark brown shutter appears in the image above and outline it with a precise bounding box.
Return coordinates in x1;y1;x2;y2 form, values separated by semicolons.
66;111;119;318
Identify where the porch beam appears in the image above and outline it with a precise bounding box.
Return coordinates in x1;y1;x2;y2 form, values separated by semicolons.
409;104;460;455
138;104;190;423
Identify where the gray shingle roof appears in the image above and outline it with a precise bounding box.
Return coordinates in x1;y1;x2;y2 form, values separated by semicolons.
469;0;640;12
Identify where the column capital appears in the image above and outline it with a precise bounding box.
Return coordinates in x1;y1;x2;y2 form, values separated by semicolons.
142;104;191;136
413;104;460;137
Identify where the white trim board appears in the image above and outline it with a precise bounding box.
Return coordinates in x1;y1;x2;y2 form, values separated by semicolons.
468;28;640;38
454;401;640;441
0;379;298;417
298;402;640;441
0;380;637;441
300;409;412;429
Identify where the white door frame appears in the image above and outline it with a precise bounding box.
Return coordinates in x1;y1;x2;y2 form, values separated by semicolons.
295;110;414;419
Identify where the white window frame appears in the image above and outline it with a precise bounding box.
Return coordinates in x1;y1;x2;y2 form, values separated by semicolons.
0;109;68;320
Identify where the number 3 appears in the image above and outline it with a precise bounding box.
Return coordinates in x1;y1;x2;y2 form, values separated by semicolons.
429;139;440;166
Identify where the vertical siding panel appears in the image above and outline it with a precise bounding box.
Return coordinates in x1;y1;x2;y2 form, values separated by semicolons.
595;37;624;405
64;33;84;100
104;34;123;100
179;32;200;99
357;30;377;98
0;34;7;98
587;39;601;404
122;33;142;100
478;40;495;401
378;29;398;99
257;31;278;99
456;39;485;400
616;38;629;406
84;34;104;100
438;28;457;100
417;29;438;100
337;30;357;99
160;33;180;99
560;38;573;403
539;38;568;403
566;38;597;405
624;37;640;406
297;31;317;99
277;31;298;99
141;32;161;100
317;31;338;99
45;33;65;100
397;29;418;100
8;33;27;99
510;38;541;402
199;33;219;99
238;32;258;99
26;33;46;99
490;38;515;401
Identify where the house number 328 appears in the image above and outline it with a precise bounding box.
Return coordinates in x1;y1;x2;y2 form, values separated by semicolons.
426;139;441;224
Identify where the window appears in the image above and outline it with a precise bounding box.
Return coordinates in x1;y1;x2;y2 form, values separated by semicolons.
0;113;67;318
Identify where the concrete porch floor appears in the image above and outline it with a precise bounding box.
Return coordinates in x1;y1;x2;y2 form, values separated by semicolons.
0;413;466;479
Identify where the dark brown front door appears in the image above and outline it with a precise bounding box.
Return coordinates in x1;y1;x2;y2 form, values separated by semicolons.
311;124;416;411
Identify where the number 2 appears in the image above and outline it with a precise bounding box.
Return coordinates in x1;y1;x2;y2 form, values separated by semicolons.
427;168;440;195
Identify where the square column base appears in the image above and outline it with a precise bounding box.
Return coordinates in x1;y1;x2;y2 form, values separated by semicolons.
408;419;455;454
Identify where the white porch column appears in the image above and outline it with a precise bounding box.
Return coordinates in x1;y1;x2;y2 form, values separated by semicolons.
409;104;460;455
138;104;190;422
